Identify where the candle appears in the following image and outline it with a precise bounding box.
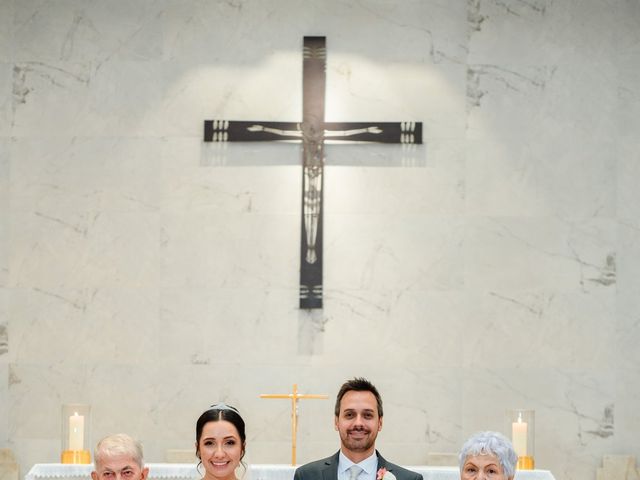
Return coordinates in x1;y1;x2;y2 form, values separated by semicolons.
68;412;84;451
512;414;528;457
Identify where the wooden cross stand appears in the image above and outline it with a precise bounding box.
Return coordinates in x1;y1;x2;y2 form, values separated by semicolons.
204;36;422;309
260;383;328;465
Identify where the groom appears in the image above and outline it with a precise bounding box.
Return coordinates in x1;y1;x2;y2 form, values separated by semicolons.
293;378;422;480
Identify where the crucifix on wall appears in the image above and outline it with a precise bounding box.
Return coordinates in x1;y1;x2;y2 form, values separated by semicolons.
260;383;328;465
204;36;422;309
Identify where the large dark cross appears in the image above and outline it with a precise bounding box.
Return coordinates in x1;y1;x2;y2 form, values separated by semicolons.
204;36;422;309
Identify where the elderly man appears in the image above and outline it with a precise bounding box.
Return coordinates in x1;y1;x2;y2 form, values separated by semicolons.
91;434;149;480
294;378;422;480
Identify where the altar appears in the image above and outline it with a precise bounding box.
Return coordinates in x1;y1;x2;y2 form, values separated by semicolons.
25;463;556;480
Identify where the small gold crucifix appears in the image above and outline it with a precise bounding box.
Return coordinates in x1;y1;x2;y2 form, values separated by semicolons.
260;383;328;465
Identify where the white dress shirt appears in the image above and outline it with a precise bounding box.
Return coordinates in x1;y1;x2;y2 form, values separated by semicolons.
338;451;378;480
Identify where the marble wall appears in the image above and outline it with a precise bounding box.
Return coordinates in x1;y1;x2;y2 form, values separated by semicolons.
1;1;639;480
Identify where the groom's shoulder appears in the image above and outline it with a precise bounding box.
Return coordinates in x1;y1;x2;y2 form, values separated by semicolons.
295;453;338;474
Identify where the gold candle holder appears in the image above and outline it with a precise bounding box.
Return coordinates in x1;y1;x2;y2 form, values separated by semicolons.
506;409;535;470
61;404;91;464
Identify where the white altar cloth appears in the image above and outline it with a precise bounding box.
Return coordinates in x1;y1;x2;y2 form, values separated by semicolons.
25;464;556;480
25;464;200;480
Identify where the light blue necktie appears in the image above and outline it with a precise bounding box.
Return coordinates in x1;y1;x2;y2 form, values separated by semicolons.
348;466;363;480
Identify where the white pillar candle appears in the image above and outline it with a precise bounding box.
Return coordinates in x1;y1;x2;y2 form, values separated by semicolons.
68;412;84;451
512;415;528;457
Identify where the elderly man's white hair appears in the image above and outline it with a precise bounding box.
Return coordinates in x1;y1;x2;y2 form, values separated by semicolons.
94;433;144;469
458;431;518;478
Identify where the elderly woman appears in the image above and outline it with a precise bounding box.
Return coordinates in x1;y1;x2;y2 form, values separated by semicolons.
458;431;518;480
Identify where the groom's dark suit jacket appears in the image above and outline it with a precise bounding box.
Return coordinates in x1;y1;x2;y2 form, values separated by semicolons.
293;451;423;480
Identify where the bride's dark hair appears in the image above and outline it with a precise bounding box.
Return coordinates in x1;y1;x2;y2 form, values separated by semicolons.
195;403;247;471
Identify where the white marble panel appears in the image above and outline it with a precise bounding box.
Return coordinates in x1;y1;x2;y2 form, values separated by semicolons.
370;369;462;465
0;141;8;287
87;365;165;454
618;141;640;223
10;138;161;214
0;226;6;288
11;60;166;138
338;0;464;64
617;9;638;334
461;289;615;369
325;58;465;140
464;217;617;292
8;364;63;441
158;56;302;137
162;139;301;213
618;62;640;141
0;140;8;179
616;2;640;143
160;211;298;289
0;288;6;359
0;363;7;446
10;60;91;136
617;221;640;297
466;62;618;147
616;0;640;58
0;65;11;136
325;213;464;292
616;287;640;370
8;287;159;364
468;0;620;66
612;368;640;459
461;368;615;480
161;0;290;64
157;287;298;366
163;161;300;214
324;142;464;215
9;210;160;289
13;0;163;63
6;438;60;479
465;137;616;218
0;3;12;61
320;290;465;369
161;1;467;65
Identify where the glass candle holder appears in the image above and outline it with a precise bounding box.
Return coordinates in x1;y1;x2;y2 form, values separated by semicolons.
61;404;91;464
505;409;535;470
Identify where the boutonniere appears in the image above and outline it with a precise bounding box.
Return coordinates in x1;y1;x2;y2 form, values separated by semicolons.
377;468;396;480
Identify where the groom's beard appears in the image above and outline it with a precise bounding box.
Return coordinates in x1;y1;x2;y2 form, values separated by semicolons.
340;426;378;452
